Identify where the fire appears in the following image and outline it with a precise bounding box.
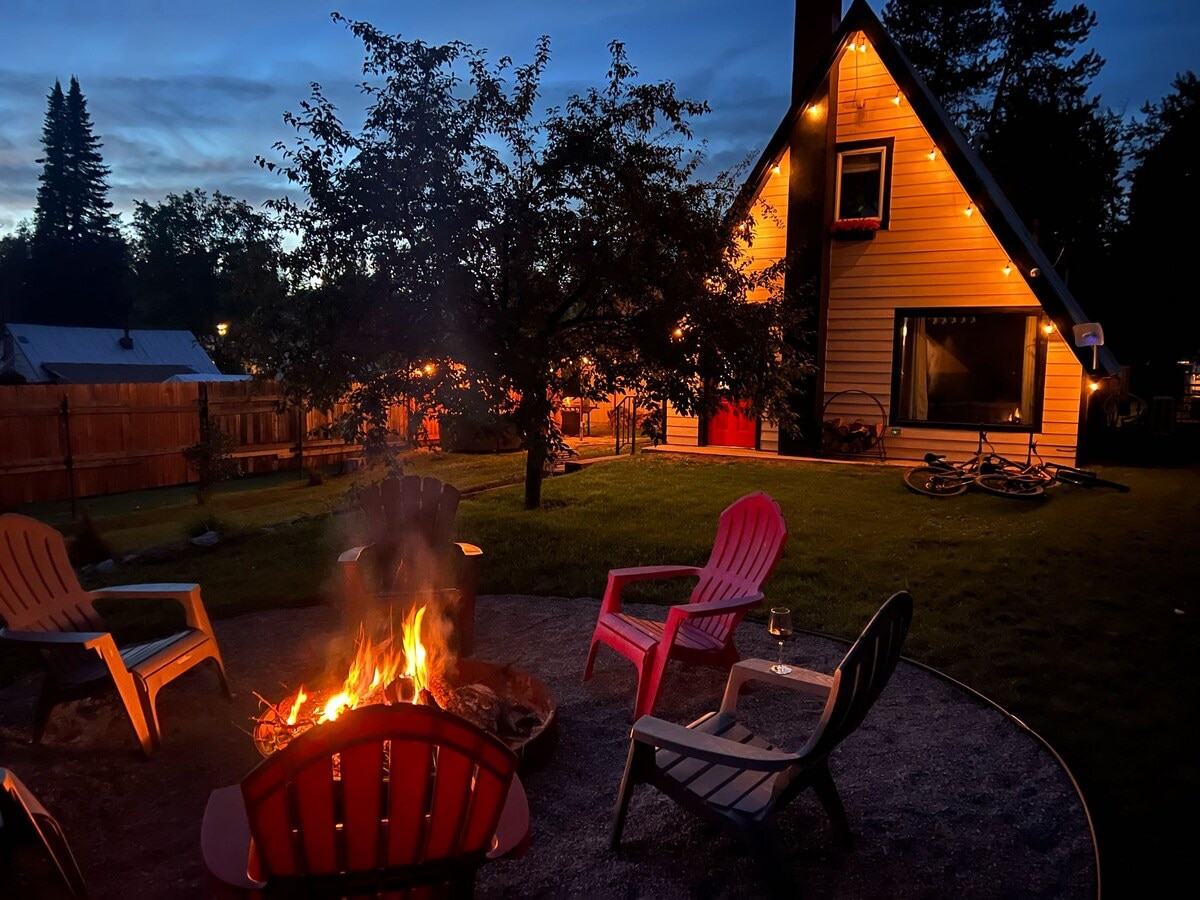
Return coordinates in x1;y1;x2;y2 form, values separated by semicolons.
286;605;431;726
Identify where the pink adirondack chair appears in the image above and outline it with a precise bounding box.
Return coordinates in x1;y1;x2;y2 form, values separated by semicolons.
0;513;229;756
583;492;787;718
202;703;530;898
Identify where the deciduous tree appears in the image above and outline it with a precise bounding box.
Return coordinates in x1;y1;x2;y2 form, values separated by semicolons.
249;17;812;508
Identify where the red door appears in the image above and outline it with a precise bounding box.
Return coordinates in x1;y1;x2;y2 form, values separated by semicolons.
707;401;757;449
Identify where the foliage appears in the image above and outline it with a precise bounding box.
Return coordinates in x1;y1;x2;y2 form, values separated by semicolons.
129;189;285;353
26;77;129;326
1115;72;1200;371
246;16;813;509
182;426;239;504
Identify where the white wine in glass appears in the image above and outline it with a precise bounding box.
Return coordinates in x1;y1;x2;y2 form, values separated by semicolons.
768;607;793;674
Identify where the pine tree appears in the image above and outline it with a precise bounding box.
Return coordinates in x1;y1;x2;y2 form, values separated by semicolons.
29;76;127;326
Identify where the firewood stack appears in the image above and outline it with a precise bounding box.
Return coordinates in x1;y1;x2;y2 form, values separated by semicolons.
821;416;881;455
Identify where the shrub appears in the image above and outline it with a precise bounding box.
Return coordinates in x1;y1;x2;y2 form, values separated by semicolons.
67;512;113;566
183;427;239;504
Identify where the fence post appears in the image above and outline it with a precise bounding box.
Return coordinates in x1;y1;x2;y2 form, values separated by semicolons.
60;395;77;520
296;400;305;479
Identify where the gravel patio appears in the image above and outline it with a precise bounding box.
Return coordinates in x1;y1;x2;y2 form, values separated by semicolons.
0;594;1095;898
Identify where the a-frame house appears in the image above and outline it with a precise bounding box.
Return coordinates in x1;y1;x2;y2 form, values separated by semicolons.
665;0;1119;465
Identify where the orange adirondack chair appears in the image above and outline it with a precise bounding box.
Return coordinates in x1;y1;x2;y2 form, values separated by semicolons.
583;493;787;718
340;476;482;655
201;703;530;898
0;513;229;756
1;767;89;898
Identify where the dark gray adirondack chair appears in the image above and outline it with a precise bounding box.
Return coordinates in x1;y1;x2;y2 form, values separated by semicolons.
610;591;913;895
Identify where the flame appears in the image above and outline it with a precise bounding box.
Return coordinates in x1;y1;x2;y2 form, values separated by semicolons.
285;686;308;725
402;605;429;696
274;606;431;734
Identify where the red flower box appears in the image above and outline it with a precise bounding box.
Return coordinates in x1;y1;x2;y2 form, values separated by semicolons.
830;217;881;240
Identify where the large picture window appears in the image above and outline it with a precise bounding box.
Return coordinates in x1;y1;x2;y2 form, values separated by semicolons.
835;138;894;227
892;309;1048;431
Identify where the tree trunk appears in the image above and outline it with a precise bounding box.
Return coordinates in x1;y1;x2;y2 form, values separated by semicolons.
523;443;545;510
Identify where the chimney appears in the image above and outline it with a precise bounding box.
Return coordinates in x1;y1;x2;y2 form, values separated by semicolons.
793;0;843;105
119;326;134;350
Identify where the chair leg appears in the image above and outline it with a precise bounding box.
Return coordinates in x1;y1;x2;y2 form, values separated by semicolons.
610;739;653;849
746;818;794;898
583;632;601;682
635;644;671;720
32;678;57;745
115;675;157;756
210;648;232;699
810;762;853;848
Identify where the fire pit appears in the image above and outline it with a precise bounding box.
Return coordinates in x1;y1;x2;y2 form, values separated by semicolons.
253;604;557;772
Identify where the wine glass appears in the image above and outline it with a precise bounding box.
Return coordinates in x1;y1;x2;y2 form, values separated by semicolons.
768;607;793;674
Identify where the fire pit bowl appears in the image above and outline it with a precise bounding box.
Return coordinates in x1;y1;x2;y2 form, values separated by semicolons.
253;658;557;773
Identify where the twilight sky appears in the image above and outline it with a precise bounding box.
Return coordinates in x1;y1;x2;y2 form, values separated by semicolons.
0;0;1195;233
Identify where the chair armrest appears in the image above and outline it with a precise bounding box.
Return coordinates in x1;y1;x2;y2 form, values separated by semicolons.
338;544;371;564
600;565;703;616
631;715;800;772
0;627;109;650
453;542;483;558
669;592;764;621
719;658;834;715
91;583;212;634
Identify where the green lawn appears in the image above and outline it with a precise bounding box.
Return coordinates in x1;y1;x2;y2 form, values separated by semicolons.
5;450;1197;893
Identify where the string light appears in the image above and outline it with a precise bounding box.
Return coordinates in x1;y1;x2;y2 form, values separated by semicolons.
928;147;937;161
1003;261;1012;276
965;203;974;217
772;164;781;176
1043;323;1056;335
806;103;819;116
892;92;902;105
859;41;868;53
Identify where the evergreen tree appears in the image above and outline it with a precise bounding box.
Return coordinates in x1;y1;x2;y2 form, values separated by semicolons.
881;0;997;132
28;76;127;325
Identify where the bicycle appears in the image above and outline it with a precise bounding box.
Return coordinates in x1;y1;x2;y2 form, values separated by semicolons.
902;431;1009;498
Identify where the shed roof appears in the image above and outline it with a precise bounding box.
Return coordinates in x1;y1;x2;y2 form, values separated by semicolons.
742;0;1120;376
4;323;221;383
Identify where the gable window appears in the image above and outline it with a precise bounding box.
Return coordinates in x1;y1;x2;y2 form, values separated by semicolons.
891;308;1048;431
835;138;894;227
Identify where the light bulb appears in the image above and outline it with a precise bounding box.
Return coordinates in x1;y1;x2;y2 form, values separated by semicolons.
892;92;901;105
965;203;974;217
928;148;937;161
1043;323;1055;335
806;103;819;116
1003;262;1012;276
772;165;781;176
1088;381;1101;393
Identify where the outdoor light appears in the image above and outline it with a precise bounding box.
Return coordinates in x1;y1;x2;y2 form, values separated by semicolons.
672;328;684;339
423;363;436;376
1043;323;1056;335
965;203;974;217
1003;262;1012;276
928;147;937;160
892;92;901;105
772;164;781;176
216;322;229;337
859;41;868;53
806;103;819;116
1088;381;1101;392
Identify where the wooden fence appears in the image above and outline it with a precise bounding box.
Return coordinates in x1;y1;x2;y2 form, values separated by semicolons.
0;381;411;509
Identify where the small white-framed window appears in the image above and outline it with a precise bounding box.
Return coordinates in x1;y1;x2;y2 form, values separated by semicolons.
834;138;894;226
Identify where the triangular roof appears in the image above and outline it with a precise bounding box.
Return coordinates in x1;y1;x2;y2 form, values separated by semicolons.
743;0;1119;376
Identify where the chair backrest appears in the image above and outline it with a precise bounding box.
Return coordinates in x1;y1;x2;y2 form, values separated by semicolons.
0;514;100;634
0;767;90;898
801;591;913;763
241;703;517;889
358;476;461;592
687;494;787;639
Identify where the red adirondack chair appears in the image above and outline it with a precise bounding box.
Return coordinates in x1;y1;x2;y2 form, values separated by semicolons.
0;513;229;756
340;475;482;655
202;703;530;898
583;492;787;718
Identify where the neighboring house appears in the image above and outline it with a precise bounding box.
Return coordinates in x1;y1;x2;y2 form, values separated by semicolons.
666;0;1119;465
0;323;228;384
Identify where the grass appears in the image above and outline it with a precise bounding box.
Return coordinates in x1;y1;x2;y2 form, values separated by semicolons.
5;449;1197;894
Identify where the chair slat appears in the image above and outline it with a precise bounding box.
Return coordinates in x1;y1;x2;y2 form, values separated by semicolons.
425;744;476;860
340;737;387;871
386;739;437;866
292;754;339;873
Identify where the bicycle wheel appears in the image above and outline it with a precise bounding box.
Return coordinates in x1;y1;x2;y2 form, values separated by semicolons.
1054;468;1129;491
903;466;969;497
974;473;1046;500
